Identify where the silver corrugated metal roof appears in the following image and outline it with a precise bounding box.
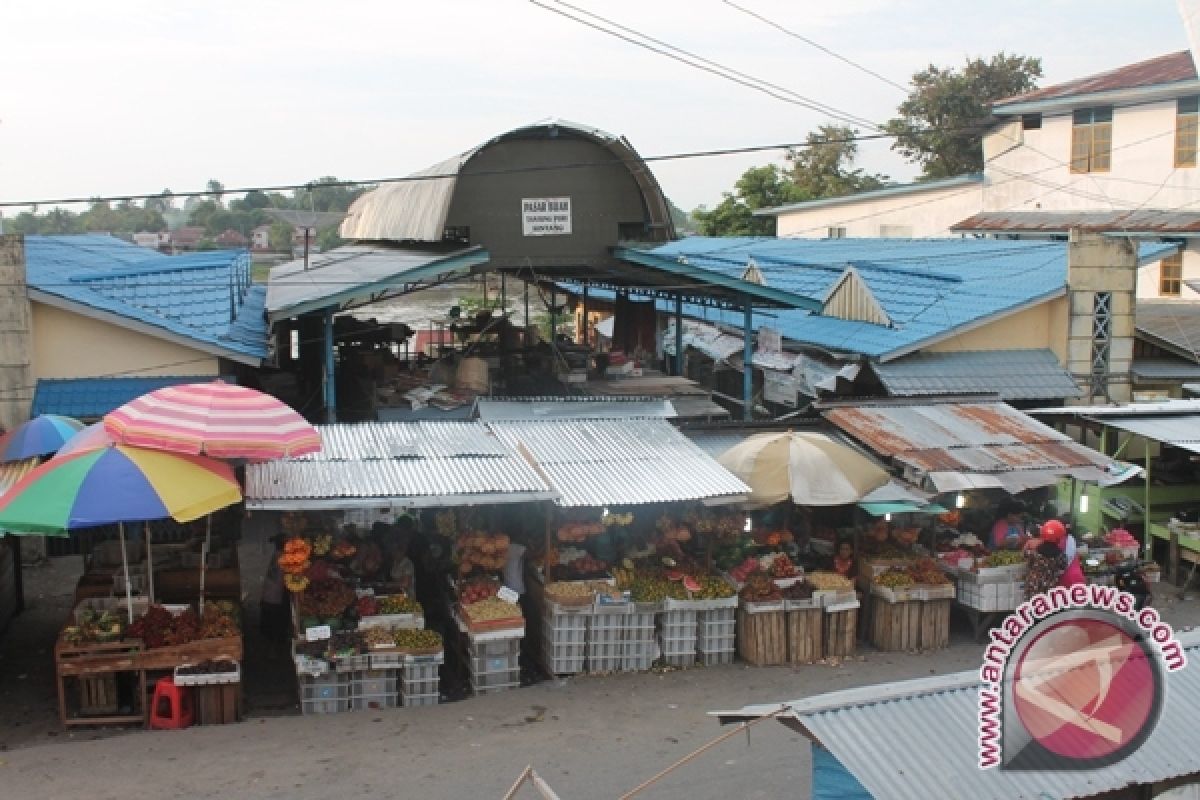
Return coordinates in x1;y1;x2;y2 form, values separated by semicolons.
303;421;511;460
871;349;1082;400
1087;414;1200;455
717;630;1200;800
265;243;487;320
1130;358;1200;381
244;421;554;509
475;397;677;422
490;419;749;507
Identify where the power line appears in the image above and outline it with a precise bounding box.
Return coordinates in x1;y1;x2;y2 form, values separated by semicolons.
721;0;910;93
0;126;986;211
529;0;882;130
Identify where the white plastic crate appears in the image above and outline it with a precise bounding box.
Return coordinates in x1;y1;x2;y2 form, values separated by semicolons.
544;623;585;647
470;667;520;693
659;634;697;657
621;639;656;671
402;693;439;707
659;608;698;641
699;650;735;666
544;644;586;675
662;651;697;668
335;654;372;673
350;694;399;711
298;671;348;714
468;637;520;677
349;668;399;698
588;611;626;645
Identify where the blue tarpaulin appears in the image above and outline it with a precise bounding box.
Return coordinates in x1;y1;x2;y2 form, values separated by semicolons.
813;744;873;800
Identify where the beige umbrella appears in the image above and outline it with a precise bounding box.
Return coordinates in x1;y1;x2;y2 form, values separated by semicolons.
718;431;890;508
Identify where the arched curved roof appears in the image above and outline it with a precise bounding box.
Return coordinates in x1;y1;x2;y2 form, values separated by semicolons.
340;119;675;242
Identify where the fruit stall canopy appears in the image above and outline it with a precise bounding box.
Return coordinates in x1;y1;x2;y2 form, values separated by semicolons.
488;418;750;507
243;421;556;510
820;399;1116;494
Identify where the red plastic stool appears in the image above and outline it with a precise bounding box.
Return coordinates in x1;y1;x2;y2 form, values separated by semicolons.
149;676;194;729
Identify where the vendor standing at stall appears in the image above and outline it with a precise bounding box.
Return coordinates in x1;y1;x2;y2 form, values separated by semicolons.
991;501;1029;550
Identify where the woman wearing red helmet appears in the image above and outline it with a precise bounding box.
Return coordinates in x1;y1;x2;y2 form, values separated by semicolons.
1025;519;1084;598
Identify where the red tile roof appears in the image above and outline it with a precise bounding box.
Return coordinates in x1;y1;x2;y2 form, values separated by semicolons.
995;51;1196;108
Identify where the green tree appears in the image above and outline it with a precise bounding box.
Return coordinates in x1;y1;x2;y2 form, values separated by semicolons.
196;237;218;251
692;165;800;237
42;209;83;234
205;179;225;206
81;200;121;232
316;225;344;252
187;199;220;231
885;53;1042;179
239;190;270;210
787;125;888;198
145;189;174;213
268;220;294;251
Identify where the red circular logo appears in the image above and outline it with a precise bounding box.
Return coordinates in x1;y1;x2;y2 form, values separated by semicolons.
1013;617;1157;763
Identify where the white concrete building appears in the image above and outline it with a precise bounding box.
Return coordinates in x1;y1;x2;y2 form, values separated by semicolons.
759;48;1200;302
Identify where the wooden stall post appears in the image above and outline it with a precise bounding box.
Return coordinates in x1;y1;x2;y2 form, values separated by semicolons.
544;505;555;584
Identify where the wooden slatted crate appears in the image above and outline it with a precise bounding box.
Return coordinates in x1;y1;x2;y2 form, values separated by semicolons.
869;596;922;652
785;607;823;664
824;608;857;659
737;604;786;666
919;599;952;651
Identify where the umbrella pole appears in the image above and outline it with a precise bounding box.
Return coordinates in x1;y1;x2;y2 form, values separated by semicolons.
146;525;155;605
118;522;134;624
199;514;211;616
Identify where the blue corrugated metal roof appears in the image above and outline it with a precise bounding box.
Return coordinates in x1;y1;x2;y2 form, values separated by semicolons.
24;235;267;362
615;237;1177;359
30;375;236;419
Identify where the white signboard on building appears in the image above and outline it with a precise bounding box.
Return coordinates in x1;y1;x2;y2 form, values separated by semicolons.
764;370;799;408
521;197;572;236
758;326;782;353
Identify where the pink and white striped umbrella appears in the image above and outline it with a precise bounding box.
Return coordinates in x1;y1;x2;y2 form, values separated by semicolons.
104;381;321;462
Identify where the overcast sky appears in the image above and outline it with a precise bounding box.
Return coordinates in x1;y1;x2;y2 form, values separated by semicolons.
0;1;1188;214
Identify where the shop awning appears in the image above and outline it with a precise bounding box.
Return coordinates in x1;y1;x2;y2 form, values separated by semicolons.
243;421;556;510
712;629;1200;800
858;502;949;517
475;397;676;422
489;418;750;507
1084;413;1200;456
821;399;1113;495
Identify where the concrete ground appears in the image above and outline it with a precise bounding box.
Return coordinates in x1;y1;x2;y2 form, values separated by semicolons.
3;540;1198;800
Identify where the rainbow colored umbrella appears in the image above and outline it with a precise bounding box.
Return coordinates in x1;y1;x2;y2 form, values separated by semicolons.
0;445;241;532
0;445;241;618
54;422;115;459
0;414;85;462
104;381;320;461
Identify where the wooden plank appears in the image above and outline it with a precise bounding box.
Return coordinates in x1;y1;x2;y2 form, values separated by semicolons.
786;609;823;664
737;608;786;666
823;609;857;659
919;600;951;651
135;636;243;671
870;597;923;652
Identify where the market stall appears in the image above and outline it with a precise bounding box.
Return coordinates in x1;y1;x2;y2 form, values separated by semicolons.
244;420;557;712
489;417;758;675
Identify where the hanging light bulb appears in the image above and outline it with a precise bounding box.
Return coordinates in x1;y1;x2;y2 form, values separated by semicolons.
744;516;753;532
955;493;966;509
884;513;892;522
1079;494;1090;513
602;507;611;518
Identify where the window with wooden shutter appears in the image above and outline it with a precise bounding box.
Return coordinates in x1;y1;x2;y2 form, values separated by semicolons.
1071;107;1113;173
1160;253;1183;296
1176;97;1199;167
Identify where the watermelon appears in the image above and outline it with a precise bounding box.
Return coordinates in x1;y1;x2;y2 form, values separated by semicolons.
682;576;701;593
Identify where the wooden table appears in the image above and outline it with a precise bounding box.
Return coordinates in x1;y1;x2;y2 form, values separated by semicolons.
55;637;146;728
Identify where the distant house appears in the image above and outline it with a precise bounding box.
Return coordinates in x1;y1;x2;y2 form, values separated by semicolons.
251;224;271;251
170;226;206;250
216;229;247;248
757;43;1200;301
0;233;267;430
132;231;170;249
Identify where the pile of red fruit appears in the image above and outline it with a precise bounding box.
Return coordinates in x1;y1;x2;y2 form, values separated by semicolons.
769;553;797;578
459;577;498;605
566;554;608;577
356;595;381;618
728;556;760;585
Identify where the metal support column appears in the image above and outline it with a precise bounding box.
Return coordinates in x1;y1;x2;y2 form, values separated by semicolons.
674;295;684;377
1144;446;1153;555
743;299;753;421
581;286;589;345
323;308;337;423
524;282;531;346
549;289;557;343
